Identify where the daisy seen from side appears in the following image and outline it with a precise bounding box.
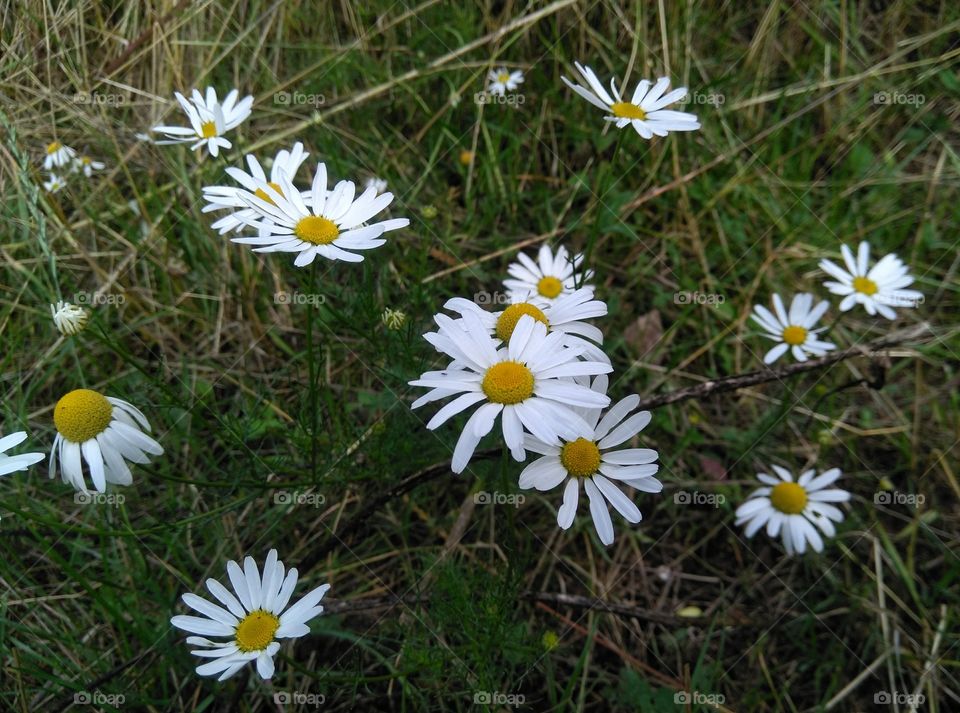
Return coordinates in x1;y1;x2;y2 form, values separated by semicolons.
151;87;253;157
43;174;66;193
44;142;76;169
561;62;700;139
202;142;311;234
50;301;90;336
72;155;106;177
819;241;922;319
439;287;609;363
49;389;163;493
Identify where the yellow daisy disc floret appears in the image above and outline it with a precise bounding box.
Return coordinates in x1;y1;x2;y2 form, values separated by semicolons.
482;361;534;404
54;389;113;443
295;216;339;245
781;325;807;346
495;303;548;341
560;438;601;478
235;610;280;652
770;481;808;514
536;276;563;299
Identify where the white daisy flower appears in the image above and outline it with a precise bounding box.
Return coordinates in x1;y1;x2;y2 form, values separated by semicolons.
735;466;850;555
151;87;253;157
231;162;409;267
518;374;660;546
44;142;76;170
72;155;105;177
49;389;163;493
487;67;524;95
0;432;45;477
439;287;609;363
202;142;311;234
819;241;922;319
43;173;66;193
751;293;836;365
50;301;90;336
364;176;388;193
561;62;700;139
410;312;612;473
504;244;593;303
171;549;330;681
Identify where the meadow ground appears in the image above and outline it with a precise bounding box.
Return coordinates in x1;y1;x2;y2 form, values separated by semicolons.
2;1;959;711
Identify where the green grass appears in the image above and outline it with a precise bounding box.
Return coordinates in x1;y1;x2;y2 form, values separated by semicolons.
2;1;959;710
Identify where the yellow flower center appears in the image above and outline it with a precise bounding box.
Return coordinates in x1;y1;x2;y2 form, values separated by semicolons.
80;156;91;165
200;121;218;138
495;303;549;341
235;609;280;652
781;325;808;346
497;72;510;84
254;181;284;206
536;276;563;299
770;481;808;515
459;150;474;166
560;438;601;478
294;215;340;245
46;141;62;155
54;389;113;443
482;361;534;404
853;276;878;296
610;102;647;120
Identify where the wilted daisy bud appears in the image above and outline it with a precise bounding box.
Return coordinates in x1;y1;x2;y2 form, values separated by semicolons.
50;301;89;336
381;307;406;330
542;631;560;651
421;205;438;220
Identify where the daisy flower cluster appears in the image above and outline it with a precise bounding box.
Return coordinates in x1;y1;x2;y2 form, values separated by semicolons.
735;243;922;553
410;244;663;546
40;140;105;192
749;241;922;366
21;47;923;689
